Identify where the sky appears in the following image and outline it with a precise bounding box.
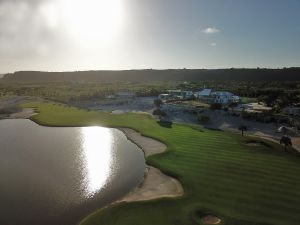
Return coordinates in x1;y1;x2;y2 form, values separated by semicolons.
0;0;300;73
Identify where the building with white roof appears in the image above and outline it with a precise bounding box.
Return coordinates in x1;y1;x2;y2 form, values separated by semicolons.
197;89;241;104
196;89;213;103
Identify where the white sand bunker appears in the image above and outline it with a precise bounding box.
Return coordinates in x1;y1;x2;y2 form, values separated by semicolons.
119;128;166;157
119;166;183;202
117;128;184;202
201;214;221;224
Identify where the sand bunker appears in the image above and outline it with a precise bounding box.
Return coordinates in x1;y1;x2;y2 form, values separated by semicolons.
119;128;166;157
201;215;221;225
245;142;262;147
9;108;35;119
118;128;184;202
119;166;183;202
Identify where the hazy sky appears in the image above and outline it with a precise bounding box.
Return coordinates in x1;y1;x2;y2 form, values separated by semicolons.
0;0;300;73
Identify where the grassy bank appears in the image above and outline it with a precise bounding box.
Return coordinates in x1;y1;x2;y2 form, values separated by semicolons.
23;102;300;225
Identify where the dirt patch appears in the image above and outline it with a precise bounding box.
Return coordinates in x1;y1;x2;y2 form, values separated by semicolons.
9;108;35;119
201;215;221;224
117;128;183;202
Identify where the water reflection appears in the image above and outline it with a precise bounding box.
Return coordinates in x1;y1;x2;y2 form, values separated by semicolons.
81;126;114;197
0;119;145;225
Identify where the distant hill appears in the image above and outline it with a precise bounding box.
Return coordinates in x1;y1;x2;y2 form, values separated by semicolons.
1;68;300;83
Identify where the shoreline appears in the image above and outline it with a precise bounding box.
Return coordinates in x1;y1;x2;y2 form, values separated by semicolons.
9;108;36;119
117;128;184;203
5;108;184;210
3;112;184;225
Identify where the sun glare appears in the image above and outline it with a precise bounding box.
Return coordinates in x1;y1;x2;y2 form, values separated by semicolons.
81;126;114;197
43;0;124;45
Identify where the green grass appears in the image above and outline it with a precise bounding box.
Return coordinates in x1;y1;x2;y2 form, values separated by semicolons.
23;102;300;225
242;97;257;104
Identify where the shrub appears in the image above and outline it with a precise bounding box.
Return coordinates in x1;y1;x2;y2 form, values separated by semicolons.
238;124;248;136
153;99;163;108
210;103;222;110
153;109;166;117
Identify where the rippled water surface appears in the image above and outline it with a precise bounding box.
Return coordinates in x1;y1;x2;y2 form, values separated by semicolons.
0;119;145;225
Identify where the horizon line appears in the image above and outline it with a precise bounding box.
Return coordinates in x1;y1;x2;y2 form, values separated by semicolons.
2;66;300;74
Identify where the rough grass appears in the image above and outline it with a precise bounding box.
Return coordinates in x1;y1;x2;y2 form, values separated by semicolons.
23;102;300;225
241;97;257;104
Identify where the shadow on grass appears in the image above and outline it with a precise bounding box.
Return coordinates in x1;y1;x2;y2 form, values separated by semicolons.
244;139;272;148
204;126;223;132
157;120;173;128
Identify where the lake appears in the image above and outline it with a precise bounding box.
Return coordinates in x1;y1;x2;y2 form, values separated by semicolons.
0;119;145;225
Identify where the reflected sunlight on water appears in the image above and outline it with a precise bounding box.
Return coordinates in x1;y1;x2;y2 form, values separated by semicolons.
0;119;145;225
81;126;114;197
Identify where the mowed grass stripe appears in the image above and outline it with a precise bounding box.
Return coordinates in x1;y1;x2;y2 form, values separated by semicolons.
190;174;300;199
172;158;300;178
163;155;300;178
173;147;300;171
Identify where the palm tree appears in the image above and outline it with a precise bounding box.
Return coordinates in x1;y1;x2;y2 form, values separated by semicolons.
228;102;238;113
238;125;248;136
280;136;292;152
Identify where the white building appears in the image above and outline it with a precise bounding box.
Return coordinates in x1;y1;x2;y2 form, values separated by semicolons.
158;94;171;101
197;89;212;98
231;95;242;103
211;91;241;104
196;89;213;103
182;91;194;99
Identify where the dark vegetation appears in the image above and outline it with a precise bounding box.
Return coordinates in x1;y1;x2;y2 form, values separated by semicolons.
2;68;300;83
238;125;248;136
152;109;166;117
210;103;222;110
280;136;292;152
0;82;173;102
1;69;300;110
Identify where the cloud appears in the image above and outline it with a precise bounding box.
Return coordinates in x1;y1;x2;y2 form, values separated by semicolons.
0;0;66;59
202;27;220;34
210;43;217;47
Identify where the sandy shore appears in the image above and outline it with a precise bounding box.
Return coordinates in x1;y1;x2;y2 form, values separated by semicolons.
250;131;300;153
9;108;35;119
291;137;300;152
118;128;184;202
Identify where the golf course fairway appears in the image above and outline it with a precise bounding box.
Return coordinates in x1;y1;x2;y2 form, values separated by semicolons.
23;102;300;225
